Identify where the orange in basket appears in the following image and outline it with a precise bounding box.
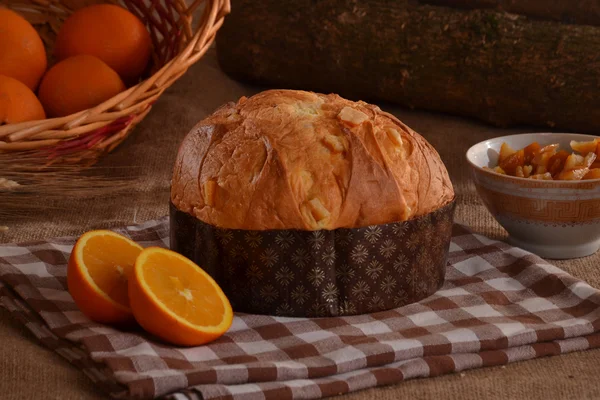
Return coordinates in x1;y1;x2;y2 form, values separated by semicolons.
0;8;47;90
0;75;46;124
38;55;126;118
54;4;152;83
67;230;143;324
128;247;233;346
0;1;230;164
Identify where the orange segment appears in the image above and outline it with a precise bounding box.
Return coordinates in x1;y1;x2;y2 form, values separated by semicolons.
129;247;233;346
67;230;143;324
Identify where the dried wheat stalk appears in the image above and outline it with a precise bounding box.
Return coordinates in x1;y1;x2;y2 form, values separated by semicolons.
0;154;137;218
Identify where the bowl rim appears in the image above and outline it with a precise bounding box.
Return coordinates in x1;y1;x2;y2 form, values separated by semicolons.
465;132;600;184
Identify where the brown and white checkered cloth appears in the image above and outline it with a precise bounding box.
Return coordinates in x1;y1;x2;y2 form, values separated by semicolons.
2;218;600;400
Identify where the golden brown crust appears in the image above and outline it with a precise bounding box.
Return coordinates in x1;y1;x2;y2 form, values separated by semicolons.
171;90;454;230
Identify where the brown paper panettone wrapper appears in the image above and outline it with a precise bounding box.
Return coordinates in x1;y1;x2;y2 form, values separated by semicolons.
169;200;456;317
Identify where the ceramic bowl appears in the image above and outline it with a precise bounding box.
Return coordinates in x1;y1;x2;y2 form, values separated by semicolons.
466;133;600;259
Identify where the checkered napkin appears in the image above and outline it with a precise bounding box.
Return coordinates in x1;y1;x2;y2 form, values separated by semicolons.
2;218;600;400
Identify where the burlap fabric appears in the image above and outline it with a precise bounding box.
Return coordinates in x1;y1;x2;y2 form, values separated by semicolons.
2;49;600;399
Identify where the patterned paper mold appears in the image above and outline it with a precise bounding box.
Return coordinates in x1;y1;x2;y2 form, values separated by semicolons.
169;200;456;317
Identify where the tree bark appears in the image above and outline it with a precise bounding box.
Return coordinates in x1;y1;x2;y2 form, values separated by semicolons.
216;0;600;133
421;0;600;26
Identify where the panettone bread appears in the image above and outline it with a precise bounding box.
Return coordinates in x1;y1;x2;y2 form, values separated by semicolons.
171;90;454;230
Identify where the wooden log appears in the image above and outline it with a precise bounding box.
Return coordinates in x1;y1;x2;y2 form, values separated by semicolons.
216;0;600;133
421;0;600;26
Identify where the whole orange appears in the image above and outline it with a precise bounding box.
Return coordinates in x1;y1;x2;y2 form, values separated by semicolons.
0;8;47;90
54;4;152;83
38;55;126;117
0;75;46;124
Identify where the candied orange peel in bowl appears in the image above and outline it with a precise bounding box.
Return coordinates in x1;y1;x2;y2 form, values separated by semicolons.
485;138;600;180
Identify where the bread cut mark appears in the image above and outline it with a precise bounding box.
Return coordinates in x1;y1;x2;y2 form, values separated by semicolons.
386;128;403;147
384;127;413;159
338;106;369;126
413;133;434;215
290;169;315;201
358;122;390;172
301;198;331;229
250;138;269;184
379;110;417;139
348;126;411;222
196;124;229;201
203;180;218;207
300;171;314;192
308;198;330;222
300;204;318;228
322;134;346;153
333;171;348;202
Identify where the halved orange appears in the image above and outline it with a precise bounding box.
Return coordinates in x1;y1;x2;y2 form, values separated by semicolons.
128;247;233;346
67;230;143;324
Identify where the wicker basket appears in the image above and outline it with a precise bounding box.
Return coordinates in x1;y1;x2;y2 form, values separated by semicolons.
0;0;230;165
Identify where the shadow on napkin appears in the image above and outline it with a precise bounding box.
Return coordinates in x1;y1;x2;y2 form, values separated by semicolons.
1;218;600;400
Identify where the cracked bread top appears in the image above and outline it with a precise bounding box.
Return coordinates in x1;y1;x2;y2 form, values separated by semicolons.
171;89;454;230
